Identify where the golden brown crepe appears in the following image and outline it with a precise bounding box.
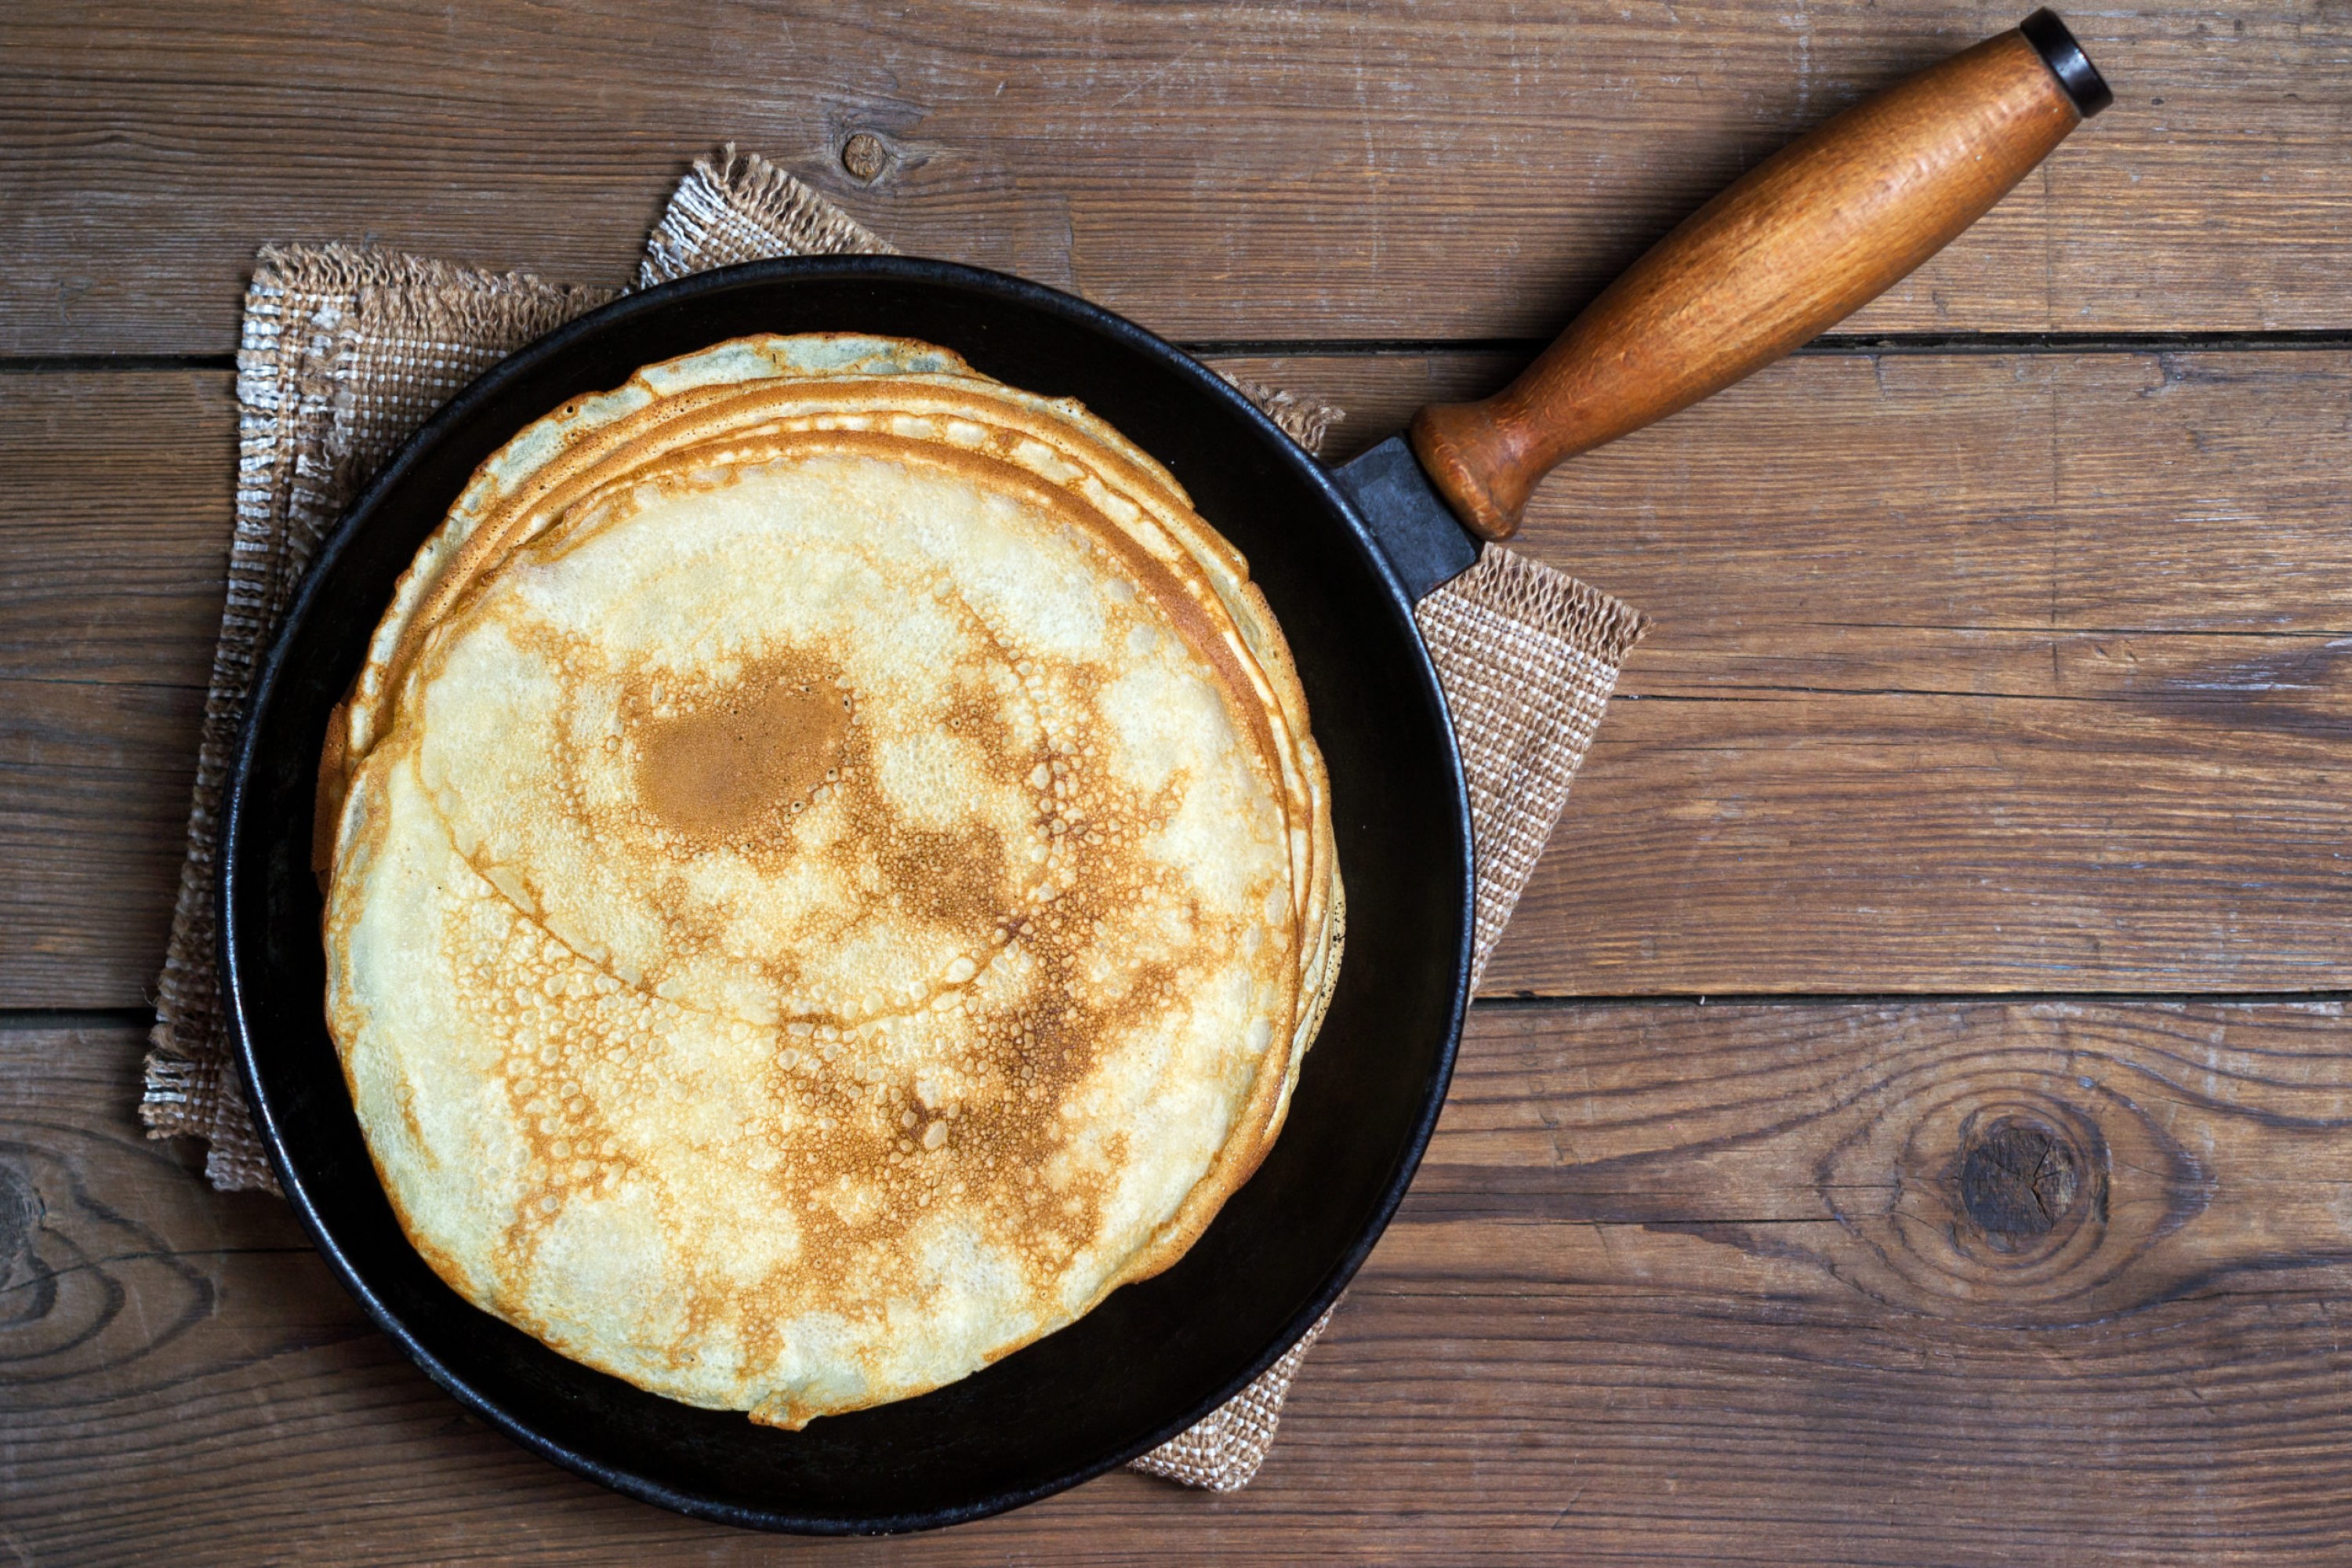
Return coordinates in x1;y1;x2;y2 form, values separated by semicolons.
321;333;1341;1426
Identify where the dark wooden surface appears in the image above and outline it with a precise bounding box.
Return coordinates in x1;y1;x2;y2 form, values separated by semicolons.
6;2;2352;1561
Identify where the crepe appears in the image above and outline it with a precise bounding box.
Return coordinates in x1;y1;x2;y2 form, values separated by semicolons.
320;334;1342;1426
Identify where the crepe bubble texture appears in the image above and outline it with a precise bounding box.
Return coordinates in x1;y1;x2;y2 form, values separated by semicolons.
321;333;1344;1427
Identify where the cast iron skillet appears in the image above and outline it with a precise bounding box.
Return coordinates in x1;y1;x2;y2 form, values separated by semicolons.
220;256;1477;1534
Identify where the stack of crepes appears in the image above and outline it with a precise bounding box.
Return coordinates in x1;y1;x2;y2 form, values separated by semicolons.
318;333;1345;1429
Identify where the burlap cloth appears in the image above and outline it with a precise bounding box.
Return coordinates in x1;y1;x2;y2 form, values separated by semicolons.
142;148;1646;1494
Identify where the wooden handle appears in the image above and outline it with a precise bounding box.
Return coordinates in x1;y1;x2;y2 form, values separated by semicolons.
1410;9;2111;542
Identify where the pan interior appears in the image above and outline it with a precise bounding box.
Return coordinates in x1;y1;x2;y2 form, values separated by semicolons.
223;258;1471;1532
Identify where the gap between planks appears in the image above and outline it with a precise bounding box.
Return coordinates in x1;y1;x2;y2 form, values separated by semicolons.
9;330;2352;377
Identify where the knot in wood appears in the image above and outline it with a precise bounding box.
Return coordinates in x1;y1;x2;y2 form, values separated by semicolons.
840;132;890;183
1958;1117;2080;1243
0;1159;38;1282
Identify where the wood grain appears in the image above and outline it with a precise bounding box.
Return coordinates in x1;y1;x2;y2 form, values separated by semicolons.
1229;347;2352;993
2;0;2348;355
0;369;234;684
7;351;2350;1004
13;1005;2352;1563
0;370;229;1007
0;679;202;1011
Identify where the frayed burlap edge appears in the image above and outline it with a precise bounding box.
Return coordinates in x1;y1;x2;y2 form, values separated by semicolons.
1219;376;1346;456
642;144;896;287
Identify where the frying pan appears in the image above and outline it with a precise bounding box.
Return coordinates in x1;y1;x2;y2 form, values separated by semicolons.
220;13;2108;1534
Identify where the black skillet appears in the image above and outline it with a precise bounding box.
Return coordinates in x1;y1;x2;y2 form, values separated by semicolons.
220;14;2107;1534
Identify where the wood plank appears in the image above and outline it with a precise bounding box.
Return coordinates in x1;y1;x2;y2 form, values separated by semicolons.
0;678;203;1009
1;0;2347;354
1227;347;2352;993
0;368;234;684
9;350;2352;1004
0;370;228;1007
13;1003;2352;1562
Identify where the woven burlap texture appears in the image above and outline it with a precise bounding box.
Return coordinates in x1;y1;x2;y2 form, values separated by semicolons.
143;145;1645;1492
143;249;619;1193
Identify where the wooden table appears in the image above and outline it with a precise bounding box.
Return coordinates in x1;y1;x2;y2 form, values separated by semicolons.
6;3;2350;1561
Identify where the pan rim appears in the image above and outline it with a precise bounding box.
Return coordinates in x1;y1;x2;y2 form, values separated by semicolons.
219;254;1475;1534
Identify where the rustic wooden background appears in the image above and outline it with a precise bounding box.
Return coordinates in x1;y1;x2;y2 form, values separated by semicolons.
7;2;2352;1561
